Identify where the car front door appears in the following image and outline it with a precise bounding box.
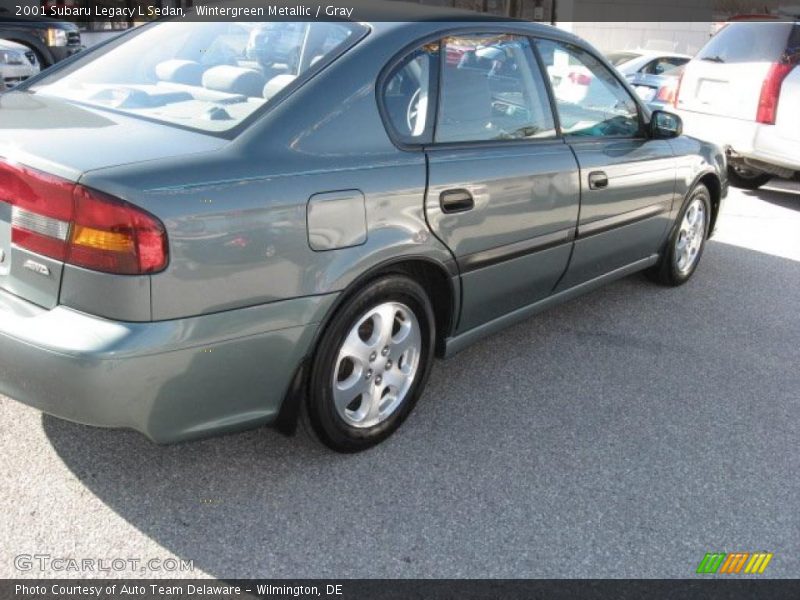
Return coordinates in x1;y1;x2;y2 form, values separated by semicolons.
423;33;581;333
535;39;677;290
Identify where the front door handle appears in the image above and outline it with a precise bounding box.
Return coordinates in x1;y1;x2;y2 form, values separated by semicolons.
440;189;475;213
588;171;609;190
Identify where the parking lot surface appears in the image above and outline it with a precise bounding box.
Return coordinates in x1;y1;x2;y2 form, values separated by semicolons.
1;180;798;579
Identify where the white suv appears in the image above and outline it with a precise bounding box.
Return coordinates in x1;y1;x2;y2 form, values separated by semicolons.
675;21;800;189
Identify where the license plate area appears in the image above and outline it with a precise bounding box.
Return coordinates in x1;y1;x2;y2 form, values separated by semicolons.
696;79;728;105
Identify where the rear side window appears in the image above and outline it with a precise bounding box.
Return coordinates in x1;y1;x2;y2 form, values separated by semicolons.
382;43;439;145
697;22;794;63
436;34;556;143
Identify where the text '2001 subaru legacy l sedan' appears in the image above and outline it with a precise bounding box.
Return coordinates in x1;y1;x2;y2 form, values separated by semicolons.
0;16;726;451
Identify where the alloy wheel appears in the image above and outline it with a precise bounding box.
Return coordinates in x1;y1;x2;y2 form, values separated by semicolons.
674;196;707;275
332;302;421;429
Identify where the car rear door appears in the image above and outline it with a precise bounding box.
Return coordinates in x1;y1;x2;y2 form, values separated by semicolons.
421;33;580;333
676;21;796;122
534;38;676;290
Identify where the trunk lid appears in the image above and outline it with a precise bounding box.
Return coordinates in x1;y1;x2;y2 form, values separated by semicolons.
0;91;227;308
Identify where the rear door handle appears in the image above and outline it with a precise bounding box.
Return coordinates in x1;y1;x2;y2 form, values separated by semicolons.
588;171;609;190
440;189;475;214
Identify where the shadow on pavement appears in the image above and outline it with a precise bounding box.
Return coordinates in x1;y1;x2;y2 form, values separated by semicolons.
43;240;800;578
743;179;800;211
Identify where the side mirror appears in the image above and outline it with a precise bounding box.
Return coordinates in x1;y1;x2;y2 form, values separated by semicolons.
650;110;682;139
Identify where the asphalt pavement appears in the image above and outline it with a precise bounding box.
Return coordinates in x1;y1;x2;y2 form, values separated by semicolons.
1;179;798;579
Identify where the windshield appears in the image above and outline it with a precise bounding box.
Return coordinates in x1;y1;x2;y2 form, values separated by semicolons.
30;21;364;134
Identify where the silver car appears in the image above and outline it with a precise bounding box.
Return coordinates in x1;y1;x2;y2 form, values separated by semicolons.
0;17;726;451
0;39;39;91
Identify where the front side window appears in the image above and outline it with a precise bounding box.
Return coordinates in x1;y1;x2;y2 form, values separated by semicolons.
536;39;641;138
436;34;556;143
30;21;363;134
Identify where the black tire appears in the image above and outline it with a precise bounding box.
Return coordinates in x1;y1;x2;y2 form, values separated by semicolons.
647;183;711;286
727;165;772;190
305;275;435;452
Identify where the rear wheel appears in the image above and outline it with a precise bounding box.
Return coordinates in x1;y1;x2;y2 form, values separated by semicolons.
647;183;711;286
306;275;435;452
727;165;772;190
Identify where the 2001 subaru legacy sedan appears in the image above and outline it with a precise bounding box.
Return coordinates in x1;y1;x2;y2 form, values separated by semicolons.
0;16;726;451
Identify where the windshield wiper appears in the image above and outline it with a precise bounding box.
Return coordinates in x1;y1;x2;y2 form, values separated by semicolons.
700;55;725;63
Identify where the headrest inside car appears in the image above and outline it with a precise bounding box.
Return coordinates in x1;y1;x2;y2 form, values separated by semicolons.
263;74;297;101
202;66;266;98
155;60;205;86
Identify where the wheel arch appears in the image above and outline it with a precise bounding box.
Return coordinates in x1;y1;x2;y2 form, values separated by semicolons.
697;171;722;235
273;255;458;435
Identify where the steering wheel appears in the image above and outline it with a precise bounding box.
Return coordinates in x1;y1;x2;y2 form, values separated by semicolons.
406;88;421;134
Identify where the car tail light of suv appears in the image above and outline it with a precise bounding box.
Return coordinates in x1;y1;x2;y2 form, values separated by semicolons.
671;71;684;108
756;62;795;125
1;159;168;275
656;78;680;105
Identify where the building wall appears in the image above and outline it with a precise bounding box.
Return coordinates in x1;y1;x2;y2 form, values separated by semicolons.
568;21;713;55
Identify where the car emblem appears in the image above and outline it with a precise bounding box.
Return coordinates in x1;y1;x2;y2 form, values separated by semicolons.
23;259;50;277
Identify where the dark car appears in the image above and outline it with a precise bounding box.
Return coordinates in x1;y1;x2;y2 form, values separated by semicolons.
0;16;727;452
0;15;82;67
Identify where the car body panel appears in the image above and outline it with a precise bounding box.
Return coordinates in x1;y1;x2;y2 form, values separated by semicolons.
0;18;727;443
425;141;580;331
0;285;337;442
0;92;227;180
555;138;676;289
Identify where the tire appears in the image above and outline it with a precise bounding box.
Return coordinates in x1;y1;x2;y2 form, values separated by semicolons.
647;183;711;286
305;275;435;452
727;165;772;190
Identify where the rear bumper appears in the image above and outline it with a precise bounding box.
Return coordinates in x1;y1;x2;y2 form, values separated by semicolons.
0;289;336;443
677;110;800;173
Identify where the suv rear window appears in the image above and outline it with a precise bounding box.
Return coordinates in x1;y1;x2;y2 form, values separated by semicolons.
698;22;794;63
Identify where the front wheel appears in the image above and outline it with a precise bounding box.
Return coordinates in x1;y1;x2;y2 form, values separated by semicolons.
727;165;772;190
306;275;435;452
647;183;711;286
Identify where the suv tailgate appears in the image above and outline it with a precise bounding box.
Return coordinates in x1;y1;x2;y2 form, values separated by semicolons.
677;22;795;121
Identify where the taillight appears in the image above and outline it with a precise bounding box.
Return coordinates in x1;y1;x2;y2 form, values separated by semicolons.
568;71;592;86
756;62;794;125
672;71;684;107
656;79;679;105
0;159;168;275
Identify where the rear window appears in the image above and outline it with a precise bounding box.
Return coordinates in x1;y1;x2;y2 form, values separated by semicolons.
29;21;364;135
606;52;641;66
697;22;794;63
